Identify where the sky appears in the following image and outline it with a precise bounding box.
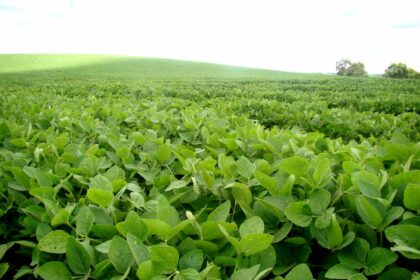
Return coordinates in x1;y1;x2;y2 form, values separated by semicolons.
0;0;419;73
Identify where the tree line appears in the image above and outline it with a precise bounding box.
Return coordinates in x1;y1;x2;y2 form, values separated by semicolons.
336;59;420;79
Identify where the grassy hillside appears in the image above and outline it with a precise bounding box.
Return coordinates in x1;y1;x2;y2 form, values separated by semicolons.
0;54;318;81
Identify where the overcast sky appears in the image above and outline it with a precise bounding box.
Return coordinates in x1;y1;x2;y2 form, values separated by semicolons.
1;0;419;73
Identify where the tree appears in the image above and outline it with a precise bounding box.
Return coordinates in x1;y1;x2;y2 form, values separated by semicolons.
407;67;420;79
336;59;367;77
384;63;408;78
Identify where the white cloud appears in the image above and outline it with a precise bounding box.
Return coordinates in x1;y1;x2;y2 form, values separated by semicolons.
0;0;419;73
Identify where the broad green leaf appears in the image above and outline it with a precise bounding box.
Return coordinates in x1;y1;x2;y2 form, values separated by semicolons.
87;188;114;207
325;263;358;279
403;183;420;211
76;206;95;237
207;200;231;222
136;260;156;280
109;236;133;273
174;268;201;280
37;261;72;280
90;174;113;192
229;183;252;205
311;213;343;249
0;244;8;261
278;156;308;178
377;268;412;280
157;195;179;226
337;238;370;269
156;143;171;163
254;171;278;195
165;180;189;191
284;201;312;227
355;195;383;229
348;274;368;280
150;244;179;274
385;225;420;259
179;249;204;271
239;216;265;237
142;219;171;240
34;169;53;188
272;222;293;243
66;236;91;275
127;233;149;265
380;206;403;230
312;156;331;186
236;156;256;179
239;233;273;256
230;264;260;280
285;263;314;280
0;263;9;279
365;247;397;275
125;211;148;240
352;171;381;197
38;230;69;254
50;209;70;227
202;221;236;240
309;189;331;215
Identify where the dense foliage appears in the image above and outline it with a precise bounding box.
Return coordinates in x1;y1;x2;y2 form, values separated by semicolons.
335;59;367;77
384;63;420;79
0;58;420;280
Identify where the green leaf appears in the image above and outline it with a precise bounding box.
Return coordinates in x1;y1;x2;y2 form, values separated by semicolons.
157;195;179;226
174;268;201;280
127;233;149;265
66;236;91;275
352;171;381;198
278;156;308;178
165;180;189;191
272;222;293;243
34;169;53;188
38;230;69;254
365;247;398;275
90;174;113;192
311;213;343;249
0;244;8;261
0;263;9;279
284;201;312;227
207;200;231;222
348;274;368;280
385;225;420;259
325;263;358;279
125;211;148;240
156;143;171;163
337;238;370;269
380;206;404;230
136;260;156;280
355;195;383;229
230;264;260;280
87;188;114;207
254;171;278;195
76;206;95;237
312;156;331;186
229;183;253;205
179;249;204;271
150;244;179;274
109;236;133;273
403;183;420;211
285;263;314;280
377;268;412;280
50;209;70;227
236;156;256;179
239;216;265;237
309;189;331;215
37;261;72;280
239;233;273;256
142;219;171;240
